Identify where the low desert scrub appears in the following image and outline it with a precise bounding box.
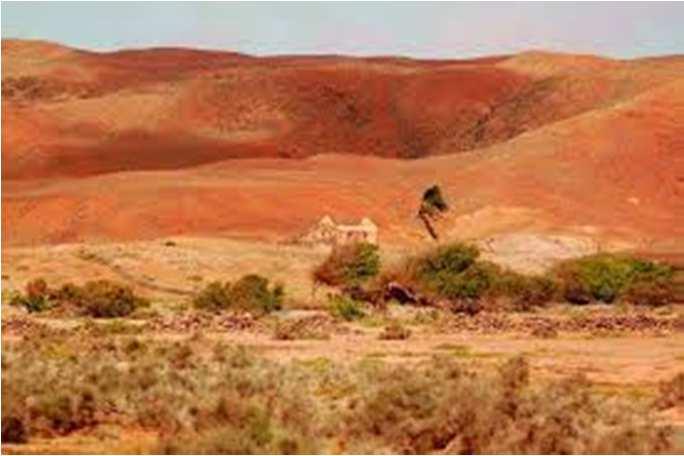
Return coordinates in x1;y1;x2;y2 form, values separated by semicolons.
273;318;331;341
554;254;674;306
1;332;675;453
313;242;380;288
655;372;684;410
9;278;51;313
193;274;284;315
379;321;412;340
491;271;557;311
9;279;149;318
344;356;672;454
328;294;366;321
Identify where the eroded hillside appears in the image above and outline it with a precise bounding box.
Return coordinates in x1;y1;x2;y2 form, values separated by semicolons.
2;40;684;247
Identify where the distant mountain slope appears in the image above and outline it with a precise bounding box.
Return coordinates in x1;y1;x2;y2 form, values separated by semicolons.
3;39;683;179
3;78;683;246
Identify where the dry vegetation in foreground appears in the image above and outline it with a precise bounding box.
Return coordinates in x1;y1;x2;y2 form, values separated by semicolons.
2;330;679;454
2;241;682;453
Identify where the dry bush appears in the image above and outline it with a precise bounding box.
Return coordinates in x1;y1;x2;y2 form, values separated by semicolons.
493;271;557;311
193;274;284;315
76;280;150;318
9;279;149;318
623;280;674;307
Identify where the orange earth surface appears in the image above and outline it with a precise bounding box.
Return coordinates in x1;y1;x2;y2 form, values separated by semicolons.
2;39;683;249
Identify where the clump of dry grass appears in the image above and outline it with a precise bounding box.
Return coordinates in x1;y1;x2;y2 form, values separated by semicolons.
379;321;412;340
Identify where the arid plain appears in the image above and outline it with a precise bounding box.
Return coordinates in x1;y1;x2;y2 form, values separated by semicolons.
2;39;684;453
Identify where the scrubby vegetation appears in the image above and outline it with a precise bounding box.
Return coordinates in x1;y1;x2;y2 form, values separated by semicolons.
379;321;412;340
313;242;380;288
9;279;149;318
1;332;675;453
656;372;684;410
273;316;331;341
9;278;52;313
554;254;674;306
328;294;366;321
380;242;556;311
377;243;675;311
193;274;284;315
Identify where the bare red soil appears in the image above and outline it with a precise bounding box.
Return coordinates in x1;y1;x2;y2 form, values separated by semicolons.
2;40;684;246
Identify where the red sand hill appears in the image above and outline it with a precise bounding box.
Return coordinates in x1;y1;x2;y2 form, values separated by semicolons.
2;40;684;246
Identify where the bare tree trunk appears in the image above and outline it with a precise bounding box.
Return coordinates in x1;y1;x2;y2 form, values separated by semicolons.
418;210;439;241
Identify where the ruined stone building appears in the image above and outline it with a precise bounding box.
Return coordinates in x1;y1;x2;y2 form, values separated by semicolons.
299;215;378;246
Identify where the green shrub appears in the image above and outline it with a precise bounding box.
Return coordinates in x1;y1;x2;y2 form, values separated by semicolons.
10;278;52;313
414;243;485;299
193;281;232;312
230;274;284;314
382;243;556;309
328;295;365;321
313;242;380;287
555;254;674;305
418;243;479;278
9;292;50;313
193;275;283;315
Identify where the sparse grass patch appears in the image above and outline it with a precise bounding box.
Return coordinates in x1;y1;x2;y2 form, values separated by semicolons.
327;294;365;321
273;318;330;340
